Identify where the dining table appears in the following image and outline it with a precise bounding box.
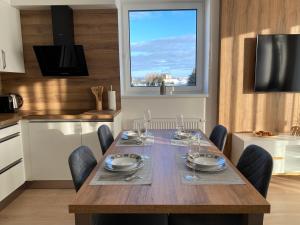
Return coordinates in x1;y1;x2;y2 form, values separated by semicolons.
68;129;270;225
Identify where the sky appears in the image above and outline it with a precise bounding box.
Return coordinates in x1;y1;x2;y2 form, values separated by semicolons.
129;10;197;79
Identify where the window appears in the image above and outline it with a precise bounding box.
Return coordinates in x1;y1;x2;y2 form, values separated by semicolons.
129;10;197;87
120;1;206;95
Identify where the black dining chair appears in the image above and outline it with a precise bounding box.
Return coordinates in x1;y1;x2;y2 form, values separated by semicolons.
98;124;114;155
237;144;273;198
168;144;273;225
68;146;97;192
209;125;227;151
68;146;168;225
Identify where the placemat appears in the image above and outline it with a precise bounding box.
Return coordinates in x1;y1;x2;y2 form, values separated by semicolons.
176;154;245;185
116;136;154;147
171;139;212;147
90;156;152;185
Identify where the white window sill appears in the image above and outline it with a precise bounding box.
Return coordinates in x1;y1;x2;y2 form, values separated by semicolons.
121;94;208;99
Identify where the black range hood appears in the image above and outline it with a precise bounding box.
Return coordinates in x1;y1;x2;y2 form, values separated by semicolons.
33;6;88;76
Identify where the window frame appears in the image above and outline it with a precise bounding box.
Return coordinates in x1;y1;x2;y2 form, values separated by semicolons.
120;0;206;96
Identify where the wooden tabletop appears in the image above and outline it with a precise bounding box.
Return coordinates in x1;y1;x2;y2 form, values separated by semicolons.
69;130;270;214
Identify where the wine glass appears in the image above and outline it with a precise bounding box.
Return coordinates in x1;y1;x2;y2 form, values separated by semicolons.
144;109;152;136
184;138;200;182
176;114;184;134
136;121;144;145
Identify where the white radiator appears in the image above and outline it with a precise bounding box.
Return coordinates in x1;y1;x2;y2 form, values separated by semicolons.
133;118;205;130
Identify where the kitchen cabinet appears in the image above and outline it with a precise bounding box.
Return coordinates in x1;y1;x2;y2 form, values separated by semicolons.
0;0;25;73
81;121;111;158
27;118;122;180
0;123;25;201
28;122;82;180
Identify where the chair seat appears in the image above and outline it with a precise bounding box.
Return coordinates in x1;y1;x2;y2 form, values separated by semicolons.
168;214;243;225
93;214;168;225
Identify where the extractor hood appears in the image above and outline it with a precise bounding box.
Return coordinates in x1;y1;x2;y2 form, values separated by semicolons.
33;6;88;76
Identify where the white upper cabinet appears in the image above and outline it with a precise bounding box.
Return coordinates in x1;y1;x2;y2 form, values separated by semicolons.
0;0;25;73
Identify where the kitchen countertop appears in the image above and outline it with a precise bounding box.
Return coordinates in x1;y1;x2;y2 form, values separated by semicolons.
0;113;22;128
0;110;121;129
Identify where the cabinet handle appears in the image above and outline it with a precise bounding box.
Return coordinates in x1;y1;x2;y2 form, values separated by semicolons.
0;158;22;175
1;50;6;70
0;132;20;143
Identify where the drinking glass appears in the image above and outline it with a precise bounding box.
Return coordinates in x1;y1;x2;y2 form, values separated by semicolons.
136;122;144;145
144;109;152;136
184;138;200;182
176;114;184;134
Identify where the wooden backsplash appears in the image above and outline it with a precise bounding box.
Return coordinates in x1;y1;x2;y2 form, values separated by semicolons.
219;0;300;155
1;9;121;113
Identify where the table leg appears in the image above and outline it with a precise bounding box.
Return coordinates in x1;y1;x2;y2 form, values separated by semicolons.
75;214;93;225
242;214;264;225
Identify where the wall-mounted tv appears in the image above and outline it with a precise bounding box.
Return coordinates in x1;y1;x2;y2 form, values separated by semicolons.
255;34;300;92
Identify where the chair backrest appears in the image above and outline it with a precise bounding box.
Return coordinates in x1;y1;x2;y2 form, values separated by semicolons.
97;125;114;155
68;146;97;192
237;145;273;198
209;125;227;151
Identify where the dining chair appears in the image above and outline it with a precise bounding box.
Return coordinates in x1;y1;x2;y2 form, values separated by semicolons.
68;146;97;192
68;146;168;225
237;144;273;198
98;124;114;155
209;125;227;151
168;144;273;225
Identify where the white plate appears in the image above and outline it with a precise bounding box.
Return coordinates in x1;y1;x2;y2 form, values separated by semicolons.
174;131;192;140
185;160;227;172
104;161;144;172
187;153;225;167
105;154;143;169
121;131;139;140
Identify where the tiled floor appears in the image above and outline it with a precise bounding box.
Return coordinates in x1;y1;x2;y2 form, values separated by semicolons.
0;176;299;225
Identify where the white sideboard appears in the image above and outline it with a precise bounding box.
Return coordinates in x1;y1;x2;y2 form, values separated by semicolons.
232;133;300;174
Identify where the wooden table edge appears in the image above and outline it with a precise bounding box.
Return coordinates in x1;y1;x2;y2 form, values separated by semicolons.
69;204;270;214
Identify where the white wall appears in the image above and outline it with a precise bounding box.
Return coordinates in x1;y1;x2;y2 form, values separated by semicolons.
120;0;220;135
121;96;206;130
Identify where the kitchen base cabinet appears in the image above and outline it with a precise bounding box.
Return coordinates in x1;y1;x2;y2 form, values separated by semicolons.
28;122;82;180
0;161;25;201
0;132;22;170
0;123;25;202
26;116;122;181
81;122;112;159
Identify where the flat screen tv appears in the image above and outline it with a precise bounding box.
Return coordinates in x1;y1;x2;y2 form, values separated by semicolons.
255;34;300;92
33;45;89;76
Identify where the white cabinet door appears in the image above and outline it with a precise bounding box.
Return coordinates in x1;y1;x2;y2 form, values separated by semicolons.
81;122;112;160
28;122;82;180
0;0;25;73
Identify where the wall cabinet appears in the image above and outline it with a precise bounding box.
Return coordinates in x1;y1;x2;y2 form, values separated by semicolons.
26;119;121;180
0;123;25;201
0;0;25;73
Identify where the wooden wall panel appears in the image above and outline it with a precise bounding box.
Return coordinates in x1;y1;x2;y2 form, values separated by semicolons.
1;9;120;113
219;0;300;156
